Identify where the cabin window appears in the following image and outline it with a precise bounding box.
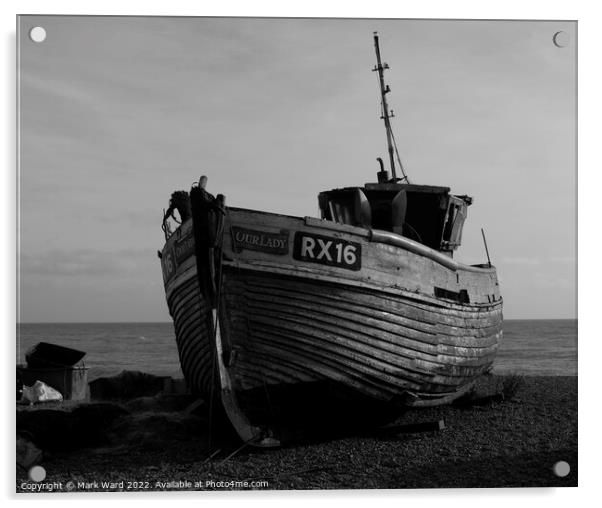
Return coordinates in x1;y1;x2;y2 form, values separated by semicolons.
440;196;468;251
327;200;354;225
370;200;393;231
400;192;447;247
318;189;372;228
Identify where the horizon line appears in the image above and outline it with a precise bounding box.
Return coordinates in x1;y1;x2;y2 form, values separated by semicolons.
16;318;578;325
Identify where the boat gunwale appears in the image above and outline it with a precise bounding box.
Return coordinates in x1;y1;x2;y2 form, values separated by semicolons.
226;207;498;274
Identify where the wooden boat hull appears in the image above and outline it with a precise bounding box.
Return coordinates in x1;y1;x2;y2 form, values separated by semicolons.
160;202;503;445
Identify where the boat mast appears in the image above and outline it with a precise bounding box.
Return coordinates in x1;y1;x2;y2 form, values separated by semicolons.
373;32;409;183
372;32;397;180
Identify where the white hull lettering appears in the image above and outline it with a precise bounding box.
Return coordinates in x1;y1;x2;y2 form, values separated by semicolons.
293;232;361;271
231;227;289;255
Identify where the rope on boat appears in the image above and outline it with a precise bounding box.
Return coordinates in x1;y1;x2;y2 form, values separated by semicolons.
217;435;260;466
389;127;410;183
202;448;222;464
162;191;192;240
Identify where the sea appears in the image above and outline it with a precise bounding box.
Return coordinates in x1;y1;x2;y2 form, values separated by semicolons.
16;319;577;381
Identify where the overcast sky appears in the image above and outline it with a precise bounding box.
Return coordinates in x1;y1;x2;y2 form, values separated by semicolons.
18;16;576;322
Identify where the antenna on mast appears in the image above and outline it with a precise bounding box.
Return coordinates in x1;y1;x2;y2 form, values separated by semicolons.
372;32;409;183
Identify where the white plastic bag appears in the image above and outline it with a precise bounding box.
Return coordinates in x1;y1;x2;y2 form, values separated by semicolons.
22;380;63;404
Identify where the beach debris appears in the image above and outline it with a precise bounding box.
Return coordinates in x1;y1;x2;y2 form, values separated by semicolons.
25;342;86;369
217;438;256;466
89;370;170;400
19;342;89;401
21;380;63;404
16;435;42;470
17;403;129;451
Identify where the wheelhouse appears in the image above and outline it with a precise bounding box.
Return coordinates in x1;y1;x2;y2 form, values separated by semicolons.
318;183;472;255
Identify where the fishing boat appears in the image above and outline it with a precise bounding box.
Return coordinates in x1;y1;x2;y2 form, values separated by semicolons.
159;33;503;446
